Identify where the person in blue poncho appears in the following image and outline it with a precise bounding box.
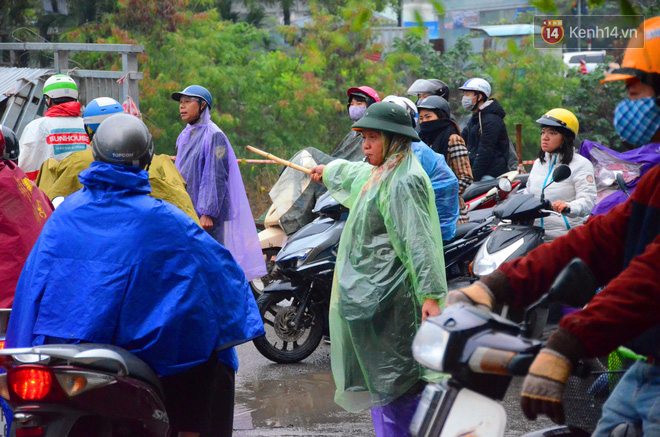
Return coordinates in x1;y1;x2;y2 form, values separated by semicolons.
6;113;264;437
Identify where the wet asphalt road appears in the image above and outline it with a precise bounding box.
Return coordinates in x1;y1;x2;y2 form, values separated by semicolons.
232;340;554;436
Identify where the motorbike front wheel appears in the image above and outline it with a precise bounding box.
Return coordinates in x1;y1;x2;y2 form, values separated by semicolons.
253;291;324;364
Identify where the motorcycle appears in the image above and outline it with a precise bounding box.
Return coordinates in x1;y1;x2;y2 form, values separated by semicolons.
0;343;169;437
254;192;498;364
469;165;573;337
462;171;528;213
409;258;629;437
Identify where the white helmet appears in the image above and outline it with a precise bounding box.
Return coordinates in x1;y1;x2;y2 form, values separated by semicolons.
383;95;418;127
458;78;491;98
43;74;79;100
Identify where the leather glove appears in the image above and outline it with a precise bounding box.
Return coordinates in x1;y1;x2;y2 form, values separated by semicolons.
520;348;573;424
444;281;495;311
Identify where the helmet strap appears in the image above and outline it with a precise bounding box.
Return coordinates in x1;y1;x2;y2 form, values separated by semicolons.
189;100;207;125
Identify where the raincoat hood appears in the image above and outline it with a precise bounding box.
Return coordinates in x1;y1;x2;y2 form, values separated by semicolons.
79;161;151;195
175;108;266;280
475;98;506;119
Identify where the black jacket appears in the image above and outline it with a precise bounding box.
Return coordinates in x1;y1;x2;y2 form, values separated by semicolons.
461;99;510;180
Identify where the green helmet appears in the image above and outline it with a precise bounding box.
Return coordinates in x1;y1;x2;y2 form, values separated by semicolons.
352;102;420;141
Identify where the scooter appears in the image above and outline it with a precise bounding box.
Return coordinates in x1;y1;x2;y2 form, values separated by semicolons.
409;258;628;437
463;171;528;213
469;165;572;337
0;344;169;437
250;204;288;297
253;191;344;364
254;193;499;364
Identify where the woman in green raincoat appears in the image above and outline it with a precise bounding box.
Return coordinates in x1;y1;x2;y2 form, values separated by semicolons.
310;102;447;436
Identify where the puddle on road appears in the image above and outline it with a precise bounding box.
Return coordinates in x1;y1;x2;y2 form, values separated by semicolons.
234;371;363;430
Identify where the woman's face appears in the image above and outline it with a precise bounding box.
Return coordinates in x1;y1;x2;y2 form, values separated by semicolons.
541;127;564;153
418;109;439;123
361;129;384;166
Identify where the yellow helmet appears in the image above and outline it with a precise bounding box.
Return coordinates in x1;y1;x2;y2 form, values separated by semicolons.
536;108;579;138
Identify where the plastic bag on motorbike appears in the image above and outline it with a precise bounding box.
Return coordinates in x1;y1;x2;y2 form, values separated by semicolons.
579;140;660;215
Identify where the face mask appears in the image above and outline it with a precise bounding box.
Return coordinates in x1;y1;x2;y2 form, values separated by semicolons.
614;97;660;146
349;106;367;122
461;95;475;111
418;119;444;142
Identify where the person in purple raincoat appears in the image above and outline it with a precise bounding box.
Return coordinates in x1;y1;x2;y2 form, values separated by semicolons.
172;85;266;281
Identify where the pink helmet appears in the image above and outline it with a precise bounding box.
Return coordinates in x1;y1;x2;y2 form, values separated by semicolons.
346;86;380;105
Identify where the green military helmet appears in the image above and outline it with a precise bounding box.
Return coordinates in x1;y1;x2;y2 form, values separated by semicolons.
352;102;421;142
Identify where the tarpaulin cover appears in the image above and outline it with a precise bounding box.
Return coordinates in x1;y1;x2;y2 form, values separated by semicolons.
269;147;334;235
323;142;447;413
330;130;365;162
36;149;201;225
579;140;660;215
6;162;264;376
0;160;53;308
175;109;265;280
411;141;459;241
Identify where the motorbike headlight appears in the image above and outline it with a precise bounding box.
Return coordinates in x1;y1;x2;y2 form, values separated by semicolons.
412;321;450;372
473;258;498;277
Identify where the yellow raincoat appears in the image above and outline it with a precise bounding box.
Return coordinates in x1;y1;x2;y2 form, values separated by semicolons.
323;142;447;413
36;149;201;226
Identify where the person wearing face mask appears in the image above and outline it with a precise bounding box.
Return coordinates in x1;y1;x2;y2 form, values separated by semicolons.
523;108;596;240
330;86;381;161
443;17;660;436
459;78;511;181
309;102;447;436
172;85;266;282
417;95;473;223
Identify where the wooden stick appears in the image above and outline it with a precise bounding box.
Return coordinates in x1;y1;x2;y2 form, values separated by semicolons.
246;146;312;175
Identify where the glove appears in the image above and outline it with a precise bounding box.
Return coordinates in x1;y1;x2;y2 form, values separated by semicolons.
444;281;494;311
520;348;573;424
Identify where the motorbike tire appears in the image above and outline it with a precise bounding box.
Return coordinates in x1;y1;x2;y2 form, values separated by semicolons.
249;248;280;299
253;291;324;364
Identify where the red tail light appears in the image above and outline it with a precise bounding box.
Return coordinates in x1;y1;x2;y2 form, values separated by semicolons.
10;367;53;401
16;427;44;437
0;341;5;350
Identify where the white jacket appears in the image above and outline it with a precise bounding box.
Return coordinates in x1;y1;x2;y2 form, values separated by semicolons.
523;152;596;240
18;116;90;178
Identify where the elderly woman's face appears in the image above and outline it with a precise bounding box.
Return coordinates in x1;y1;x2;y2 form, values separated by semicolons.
361;129;384;166
541;127;563;153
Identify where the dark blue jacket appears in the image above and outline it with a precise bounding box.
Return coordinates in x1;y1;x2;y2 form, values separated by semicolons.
6;162;264;376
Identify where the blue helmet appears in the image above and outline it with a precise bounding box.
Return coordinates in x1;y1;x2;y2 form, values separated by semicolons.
171;85;213;109
83;97;125;137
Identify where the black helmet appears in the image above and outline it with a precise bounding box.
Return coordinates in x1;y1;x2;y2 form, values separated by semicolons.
417;96;451;118
1;125;19;163
407;79;450;100
92;113;154;168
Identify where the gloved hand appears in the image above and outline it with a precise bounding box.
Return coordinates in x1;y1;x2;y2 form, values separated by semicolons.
444;281;494;311
520;348;573;424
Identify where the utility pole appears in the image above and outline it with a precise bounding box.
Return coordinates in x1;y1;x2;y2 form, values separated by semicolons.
577;0;582;50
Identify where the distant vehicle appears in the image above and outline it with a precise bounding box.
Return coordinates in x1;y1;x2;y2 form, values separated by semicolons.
563;50;607;73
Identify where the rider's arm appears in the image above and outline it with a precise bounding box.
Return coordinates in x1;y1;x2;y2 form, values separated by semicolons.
446;141;473;195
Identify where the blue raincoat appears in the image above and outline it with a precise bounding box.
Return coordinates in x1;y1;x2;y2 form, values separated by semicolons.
412;142;459;241
6;162;264;376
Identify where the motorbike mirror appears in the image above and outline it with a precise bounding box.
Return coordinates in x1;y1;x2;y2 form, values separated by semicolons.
497;177;512;193
616;173;630;198
540;165;571;202
552;164;571;183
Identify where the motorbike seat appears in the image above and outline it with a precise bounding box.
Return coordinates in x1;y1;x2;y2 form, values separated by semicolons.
450;221;483;241
461;179;499;201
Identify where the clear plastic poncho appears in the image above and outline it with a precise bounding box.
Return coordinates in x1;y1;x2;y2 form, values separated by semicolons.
175;109;266;281
323;135;447;413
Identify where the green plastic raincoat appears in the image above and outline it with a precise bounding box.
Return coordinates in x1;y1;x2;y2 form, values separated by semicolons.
323;140;447;413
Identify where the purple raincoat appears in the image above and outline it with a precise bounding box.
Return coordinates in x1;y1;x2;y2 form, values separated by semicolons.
175;109;266;281
578;140;660;216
